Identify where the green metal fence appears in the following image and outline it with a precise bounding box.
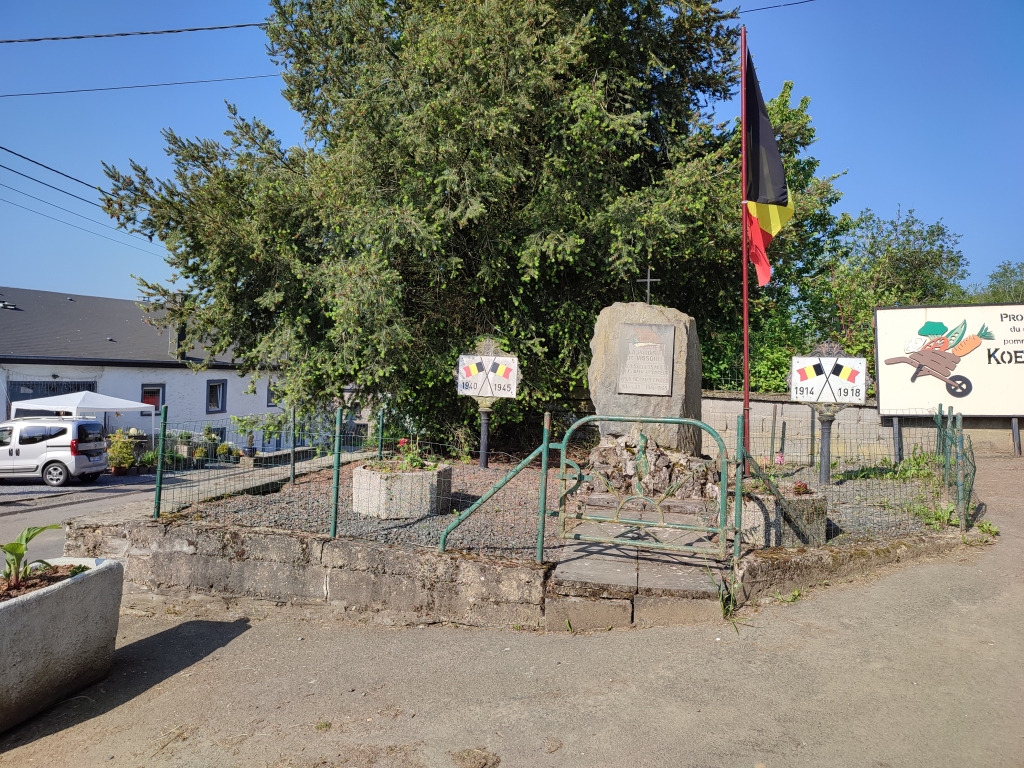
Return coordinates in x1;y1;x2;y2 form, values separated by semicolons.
152;401;981;566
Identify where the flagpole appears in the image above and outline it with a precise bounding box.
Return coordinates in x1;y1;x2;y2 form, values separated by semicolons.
740;25;751;459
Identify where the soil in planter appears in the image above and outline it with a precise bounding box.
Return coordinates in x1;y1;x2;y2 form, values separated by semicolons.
1;565;82;603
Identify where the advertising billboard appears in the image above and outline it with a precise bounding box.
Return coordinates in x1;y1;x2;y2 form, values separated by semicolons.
875;303;1024;416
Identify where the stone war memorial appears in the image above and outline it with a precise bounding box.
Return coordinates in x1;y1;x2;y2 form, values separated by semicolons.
588;301;703;453
585;301;710;502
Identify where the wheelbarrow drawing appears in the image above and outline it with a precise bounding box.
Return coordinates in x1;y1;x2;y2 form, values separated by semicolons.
884;349;972;398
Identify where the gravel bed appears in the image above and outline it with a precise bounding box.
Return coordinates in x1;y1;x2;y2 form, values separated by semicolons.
192;461;563;561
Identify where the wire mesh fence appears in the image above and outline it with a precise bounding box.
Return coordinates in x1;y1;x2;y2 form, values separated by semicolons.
153;403;981;562
153;411;559;562
741;406;979;541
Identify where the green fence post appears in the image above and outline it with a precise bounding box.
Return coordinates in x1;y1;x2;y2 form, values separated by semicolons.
956;414;966;532
944;405;953;492
536;412;551;564
289;407;297;484
734;413;744;562
934;402;944;456
330;406;343;538
153;404;168;519
377;409;385;460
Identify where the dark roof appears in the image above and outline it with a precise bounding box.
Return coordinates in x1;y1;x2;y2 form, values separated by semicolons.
0;286;233;367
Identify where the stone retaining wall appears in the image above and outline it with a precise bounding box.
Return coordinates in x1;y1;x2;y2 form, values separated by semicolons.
64;516;548;628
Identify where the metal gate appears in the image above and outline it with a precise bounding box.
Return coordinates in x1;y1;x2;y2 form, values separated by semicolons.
439;413;744;565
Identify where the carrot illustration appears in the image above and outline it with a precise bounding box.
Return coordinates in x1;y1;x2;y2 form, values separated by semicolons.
951;324;995;356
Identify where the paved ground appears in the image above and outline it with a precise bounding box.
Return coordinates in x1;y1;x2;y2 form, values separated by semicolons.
1;458;1022;767
0;490;152;561
0;472;154;501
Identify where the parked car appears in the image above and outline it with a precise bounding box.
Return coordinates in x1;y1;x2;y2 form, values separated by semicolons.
0;417;108;487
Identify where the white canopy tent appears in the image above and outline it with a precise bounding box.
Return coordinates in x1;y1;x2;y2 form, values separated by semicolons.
10;392;157;435
11;391;153;418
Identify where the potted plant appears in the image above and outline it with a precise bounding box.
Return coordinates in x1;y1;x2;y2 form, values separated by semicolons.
107;429;135;477
353;438;452;519
1;526;124;733
216;442;231;464
193;446;208;468
176;431;194;458
138;450;158;474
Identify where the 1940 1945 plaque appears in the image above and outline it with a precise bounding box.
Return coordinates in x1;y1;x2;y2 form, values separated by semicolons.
617;323;675;396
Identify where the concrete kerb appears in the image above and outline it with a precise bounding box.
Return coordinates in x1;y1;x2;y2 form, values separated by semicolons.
62;510;989;631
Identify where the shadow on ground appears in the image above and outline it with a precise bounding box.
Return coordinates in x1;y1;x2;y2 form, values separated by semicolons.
0;618;250;752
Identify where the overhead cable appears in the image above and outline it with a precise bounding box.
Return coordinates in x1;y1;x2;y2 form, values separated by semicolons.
739;0;816;13
0;162;103;208
0;144;98;189
0;23;266;45
0;73;280;99
0;181;155;246
0;196;163;257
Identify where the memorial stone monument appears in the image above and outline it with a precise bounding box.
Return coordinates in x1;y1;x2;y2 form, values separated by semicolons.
588;302;702;455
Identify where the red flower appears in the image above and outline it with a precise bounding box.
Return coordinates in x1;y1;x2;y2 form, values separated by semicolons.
398;438;409;447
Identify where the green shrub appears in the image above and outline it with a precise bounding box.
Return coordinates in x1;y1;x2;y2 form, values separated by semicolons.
193;447;208;459
216;442;231;456
107;429;136;468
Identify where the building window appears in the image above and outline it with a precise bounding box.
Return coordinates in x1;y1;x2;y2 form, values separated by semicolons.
141;384;165;416
206;380;227;414
267;382;278;408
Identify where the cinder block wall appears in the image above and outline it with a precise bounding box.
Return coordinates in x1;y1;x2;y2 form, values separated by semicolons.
699;393;1018;460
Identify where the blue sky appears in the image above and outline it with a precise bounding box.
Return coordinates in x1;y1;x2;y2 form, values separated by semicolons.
1;0;1020;300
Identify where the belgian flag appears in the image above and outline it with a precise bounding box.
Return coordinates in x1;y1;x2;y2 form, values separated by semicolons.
831;362;860;383
490;361;513;379
796;362;824;382
463;359;485;378
744;49;794;286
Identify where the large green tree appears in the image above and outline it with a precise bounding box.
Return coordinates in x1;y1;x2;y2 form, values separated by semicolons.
104;0;840;437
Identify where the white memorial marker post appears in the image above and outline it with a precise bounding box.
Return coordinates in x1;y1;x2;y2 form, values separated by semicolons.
790;349;867;485
455;338;519;468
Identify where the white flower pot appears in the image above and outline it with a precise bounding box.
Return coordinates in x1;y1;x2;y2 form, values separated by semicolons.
0;558;123;734
353;464;453;519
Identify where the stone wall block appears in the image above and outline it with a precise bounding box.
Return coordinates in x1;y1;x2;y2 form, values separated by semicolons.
63;524;128;559
321;538;386;572
454;558;547;605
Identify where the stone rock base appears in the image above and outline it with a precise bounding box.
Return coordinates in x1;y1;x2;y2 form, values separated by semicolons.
587;435;711;500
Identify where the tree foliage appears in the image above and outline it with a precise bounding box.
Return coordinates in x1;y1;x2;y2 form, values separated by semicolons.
104;0;844;436
809;208;968;383
973;261;1024;304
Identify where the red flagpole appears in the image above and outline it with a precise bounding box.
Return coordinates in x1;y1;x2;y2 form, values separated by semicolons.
740;26;751;457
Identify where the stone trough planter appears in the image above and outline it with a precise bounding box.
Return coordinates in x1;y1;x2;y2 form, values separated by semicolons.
0;558;124;734
353;464;453;519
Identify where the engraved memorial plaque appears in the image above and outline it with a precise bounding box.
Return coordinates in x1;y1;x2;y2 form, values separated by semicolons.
617;323;675;396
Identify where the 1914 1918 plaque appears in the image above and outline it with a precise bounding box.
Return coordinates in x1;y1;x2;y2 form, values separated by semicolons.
617;323;675;396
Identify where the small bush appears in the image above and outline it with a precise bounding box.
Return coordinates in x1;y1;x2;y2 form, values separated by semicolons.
216;442;231;456
107;429;136;469
977;520;999;536
193;447;208;459
139;450;158;466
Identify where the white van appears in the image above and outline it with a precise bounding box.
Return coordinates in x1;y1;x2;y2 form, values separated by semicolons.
0;417;108;487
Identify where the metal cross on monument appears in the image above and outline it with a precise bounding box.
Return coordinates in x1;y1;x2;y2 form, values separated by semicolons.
636;265;660;304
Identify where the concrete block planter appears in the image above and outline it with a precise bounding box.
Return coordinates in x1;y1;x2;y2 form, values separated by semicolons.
353;464;453;519
0;558;124;734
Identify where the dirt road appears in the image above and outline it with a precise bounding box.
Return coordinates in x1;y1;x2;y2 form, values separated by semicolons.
1;459;1021;768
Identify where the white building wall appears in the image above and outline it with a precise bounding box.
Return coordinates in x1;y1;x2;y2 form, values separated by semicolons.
0;363;281;437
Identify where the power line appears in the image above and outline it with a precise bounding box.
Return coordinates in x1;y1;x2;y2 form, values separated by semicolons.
739;0;816;13
0;181;156;246
0;73;280;99
0;196;163;257
0;162;103;208
0;145;98;189
0;23;266;45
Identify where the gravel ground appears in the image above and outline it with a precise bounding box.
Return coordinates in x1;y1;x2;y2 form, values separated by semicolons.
189;454;960;558
192;461;564;560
